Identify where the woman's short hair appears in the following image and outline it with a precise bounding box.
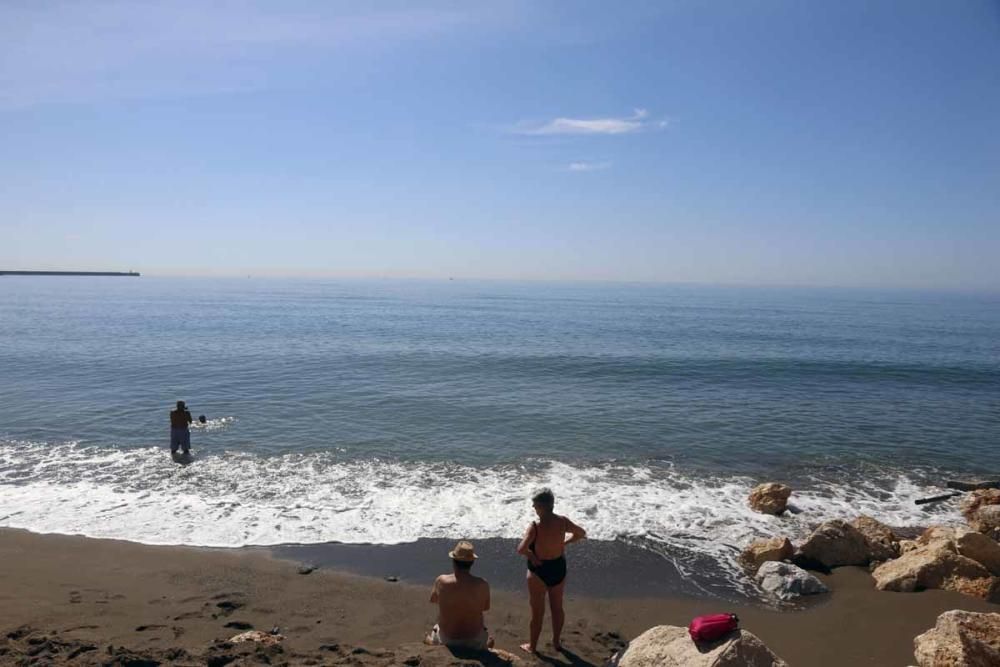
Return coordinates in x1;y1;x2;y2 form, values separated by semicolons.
532;488;555;508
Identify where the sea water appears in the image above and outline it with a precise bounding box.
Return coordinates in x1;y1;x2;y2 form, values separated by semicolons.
1;277;998;594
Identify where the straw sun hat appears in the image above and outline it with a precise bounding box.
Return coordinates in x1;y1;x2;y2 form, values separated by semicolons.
449;540;478;562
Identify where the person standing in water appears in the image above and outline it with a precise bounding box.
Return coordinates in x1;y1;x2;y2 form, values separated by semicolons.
516;488;586;654
169;400;192;456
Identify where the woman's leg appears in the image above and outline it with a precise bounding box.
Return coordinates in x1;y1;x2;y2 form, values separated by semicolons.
548;580;566;650
520;572;547;653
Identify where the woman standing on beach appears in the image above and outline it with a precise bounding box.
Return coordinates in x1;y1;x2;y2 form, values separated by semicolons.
517;488;587;654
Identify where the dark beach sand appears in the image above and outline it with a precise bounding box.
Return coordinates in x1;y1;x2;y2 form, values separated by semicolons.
271;537;714;599
1;528;997;666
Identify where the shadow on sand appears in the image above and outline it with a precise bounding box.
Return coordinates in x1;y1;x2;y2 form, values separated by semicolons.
444;646;519;665
171;451;195;466
444;646;599;667
531;647;600;667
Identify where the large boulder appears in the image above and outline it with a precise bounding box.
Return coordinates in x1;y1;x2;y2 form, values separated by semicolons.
913;526;1000;577
968;506;1000;541
960;489;1000;521
954;529;1000;576
755;561;829;601
918;525;959;546
797;519;873;567
607;625;787;667
913;610;1000;667
740;537;794;569
748;483;792;515
851;515;900;561
871;540;1000;601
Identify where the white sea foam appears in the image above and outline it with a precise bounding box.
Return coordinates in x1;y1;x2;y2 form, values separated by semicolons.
0;440;964;594
190;416;236;432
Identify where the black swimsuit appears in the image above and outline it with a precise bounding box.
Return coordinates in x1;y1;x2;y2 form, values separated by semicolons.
526;520;567;588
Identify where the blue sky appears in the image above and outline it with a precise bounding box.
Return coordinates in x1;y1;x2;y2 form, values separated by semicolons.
2;1;999;288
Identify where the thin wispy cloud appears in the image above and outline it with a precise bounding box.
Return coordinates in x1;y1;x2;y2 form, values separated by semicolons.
568;161;612;172
0;2;469;109
514;108;665;136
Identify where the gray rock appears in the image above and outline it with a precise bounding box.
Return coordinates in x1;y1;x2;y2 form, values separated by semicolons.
755;561;829;600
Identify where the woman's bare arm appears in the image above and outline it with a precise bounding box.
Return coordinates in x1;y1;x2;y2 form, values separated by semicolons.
516;523;534;556
517;523;541;565
429;576;440;603
563;517;587;545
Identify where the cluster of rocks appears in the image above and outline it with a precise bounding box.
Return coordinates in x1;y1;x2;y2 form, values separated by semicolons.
602;485;1000;667
742;484;1000;604
606;610;1000;667
962;489;1000;540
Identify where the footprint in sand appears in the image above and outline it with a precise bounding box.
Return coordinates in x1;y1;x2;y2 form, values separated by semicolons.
211;592;245;600
223;621;253;630
213;600;245;617
173;611;202;621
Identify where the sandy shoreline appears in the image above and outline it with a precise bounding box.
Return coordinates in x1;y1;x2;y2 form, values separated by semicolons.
270;537;719;600
1;528;998;666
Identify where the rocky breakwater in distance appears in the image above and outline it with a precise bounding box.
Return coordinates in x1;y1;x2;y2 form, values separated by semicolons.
606;625;788;667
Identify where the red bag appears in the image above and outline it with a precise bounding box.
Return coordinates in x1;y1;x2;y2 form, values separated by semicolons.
688;613;739;642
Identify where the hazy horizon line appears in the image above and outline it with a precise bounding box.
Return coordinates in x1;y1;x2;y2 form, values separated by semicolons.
3;268;998;294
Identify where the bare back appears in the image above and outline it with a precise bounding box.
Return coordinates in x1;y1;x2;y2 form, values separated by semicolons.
170;409;191;429
431;573;490;639
531;514;571;560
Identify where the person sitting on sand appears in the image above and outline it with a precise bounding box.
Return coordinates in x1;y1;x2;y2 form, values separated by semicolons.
169;400;192;456
426;541;494;651
517;488;587;654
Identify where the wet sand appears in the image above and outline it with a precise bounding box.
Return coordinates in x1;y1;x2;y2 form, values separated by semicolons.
2;528;998;666
271;537;716;599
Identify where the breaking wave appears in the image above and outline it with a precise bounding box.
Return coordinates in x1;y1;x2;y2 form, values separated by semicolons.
0;440;964;596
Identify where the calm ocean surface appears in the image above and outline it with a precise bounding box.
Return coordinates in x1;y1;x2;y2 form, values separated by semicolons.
2;277;998;595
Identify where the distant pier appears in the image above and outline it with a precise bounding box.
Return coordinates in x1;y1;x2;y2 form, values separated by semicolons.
0;270;140;277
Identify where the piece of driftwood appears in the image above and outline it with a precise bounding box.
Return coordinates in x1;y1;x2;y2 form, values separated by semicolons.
915;491;963;506
945;480;1000;491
